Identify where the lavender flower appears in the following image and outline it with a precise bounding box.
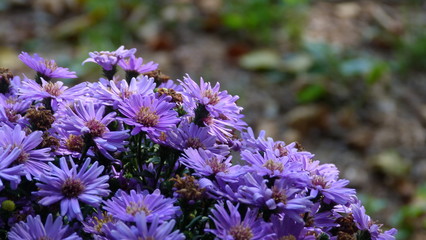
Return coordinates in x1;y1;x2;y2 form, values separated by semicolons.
8;214;81;240
59;101;129;160
18;52;77;80
241;148;303;178
118;55;159;77
35;157;110;221
110;212;184;240
0;124;53;179
83;46;136;71
237;173;312;222
119;93;180;138
180;74;246;142
19;77;87;111
206;201;272;240
94;75;156;109
0;146;24;191
166;120;229;155
179;148;243;182
103;189;180;223
269;214;305;240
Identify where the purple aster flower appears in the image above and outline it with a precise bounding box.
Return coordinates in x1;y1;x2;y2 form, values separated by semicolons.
180;74;246;142
35;157;110;221
94;75;156;109
237;173;312;222
19;77;87;111
8;214;81;240
110;212;184;240
18;52;77;81
166;120;229;155
119;93;180;139
103;189;180;223
179;148;243;182
59;101;129;160
206;200;272;240
308;163;356;205
0;146;25;191
268;214;305;240
118;55;159;77
241;148;303;178
333;201;397;240
0;124;53;179
83;211;117;238
83;46;137;71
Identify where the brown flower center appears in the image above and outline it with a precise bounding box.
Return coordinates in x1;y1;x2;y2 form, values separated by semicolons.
312;175;327;189
229;225;253;240
203;89;220;105
263;159;284;173
126;202;151;216
66;134;84;152
61;178;85;198
185;137;205;149
85;119;107;137
44;82;62;96
272;186;287;204
206;157;227;173
135;107;159;127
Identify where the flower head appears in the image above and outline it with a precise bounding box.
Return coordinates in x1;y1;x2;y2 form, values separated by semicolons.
58;101;129;160
179;148;243;182
8;214;81;240
103;189;180;223
19;52;77;80
206;201;272;240
119;93;180;139
35;157;110;221
19;77;87;111
110;212;185;240
118;55;158;75
83;46;136;71
0;125;53;179
0;146;25;191
166;120;229;155
180;74;246;142
94;75;156;109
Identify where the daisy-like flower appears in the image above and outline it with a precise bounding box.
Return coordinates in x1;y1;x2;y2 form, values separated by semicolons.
8;214;81;240
206;201;272;240
339;202;397;240
110;212;185;240
83;46;136;71
118;55;159;80
308;163;356;205
180;75;246;142
269;214;305;240
0;146;25;191
19;77;87;111
103;189;180;223
59;101;129;160
179;148;243;182
119;93;180;138
166;120;229;155
18;52;77;81
0;125;53;179
35;157;110;221
237;173;312;222
94;75;156;109
241;148;303;178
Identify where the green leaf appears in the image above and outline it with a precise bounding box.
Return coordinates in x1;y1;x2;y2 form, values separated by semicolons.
297;83;327;103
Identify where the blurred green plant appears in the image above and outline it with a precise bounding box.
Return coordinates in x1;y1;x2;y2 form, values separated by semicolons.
391;183;426;240
221;0;309;46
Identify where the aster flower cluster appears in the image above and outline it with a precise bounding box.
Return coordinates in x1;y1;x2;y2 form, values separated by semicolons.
0;46;397;240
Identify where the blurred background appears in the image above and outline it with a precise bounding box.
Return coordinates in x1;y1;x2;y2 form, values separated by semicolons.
1;0;426;238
